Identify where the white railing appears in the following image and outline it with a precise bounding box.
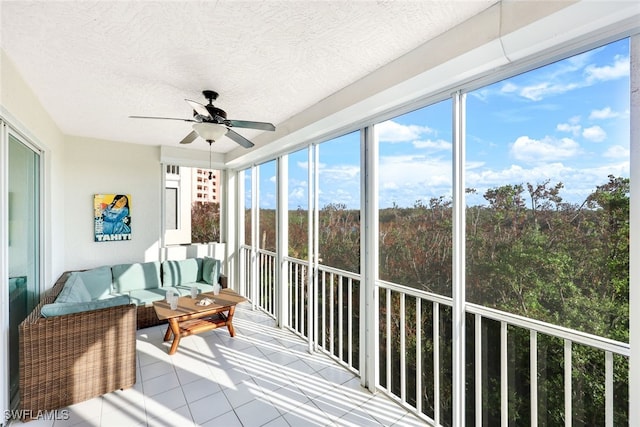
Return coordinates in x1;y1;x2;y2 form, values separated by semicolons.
285;256;361;374
239;246;630;426
240;245;277;317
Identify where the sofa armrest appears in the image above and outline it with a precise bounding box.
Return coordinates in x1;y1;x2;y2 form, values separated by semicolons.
18;273;137;419
41;295;131;317
219;274;228;289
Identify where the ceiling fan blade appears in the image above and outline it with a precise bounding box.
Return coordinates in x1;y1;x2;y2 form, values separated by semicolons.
185;99;211;118
129;115;196;122
225;129;255;148
179;130;198;145
226;119;276;131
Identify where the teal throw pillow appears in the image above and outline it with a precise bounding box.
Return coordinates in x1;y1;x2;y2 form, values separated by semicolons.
56;273;92;303
202;257;220;285
78;266;113;300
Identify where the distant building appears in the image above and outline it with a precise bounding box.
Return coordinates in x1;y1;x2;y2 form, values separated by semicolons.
192;168;220;203
164;165;219;245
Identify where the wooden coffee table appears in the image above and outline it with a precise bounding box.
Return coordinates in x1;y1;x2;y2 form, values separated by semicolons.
153;289;246;355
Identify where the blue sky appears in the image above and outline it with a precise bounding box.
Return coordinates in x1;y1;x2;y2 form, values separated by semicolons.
254;37;630;210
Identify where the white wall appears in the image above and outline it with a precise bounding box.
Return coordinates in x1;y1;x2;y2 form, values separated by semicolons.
0;49;66;288
63;136;162;270
0;48;66;423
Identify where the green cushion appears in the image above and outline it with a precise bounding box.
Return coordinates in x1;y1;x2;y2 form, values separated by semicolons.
202;257;220;285
127;288;177;306
162;258;202;287
112;261;161;292
41;295;130;317
56;273;92;303
175;282;213;295
77;266;113;300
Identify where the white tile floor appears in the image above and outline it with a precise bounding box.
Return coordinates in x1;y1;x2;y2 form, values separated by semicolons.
16;305;427;426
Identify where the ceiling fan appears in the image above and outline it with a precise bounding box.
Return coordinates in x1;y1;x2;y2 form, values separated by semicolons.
129;90;275;148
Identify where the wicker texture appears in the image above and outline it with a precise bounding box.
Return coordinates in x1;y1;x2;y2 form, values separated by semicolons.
19;273;137;421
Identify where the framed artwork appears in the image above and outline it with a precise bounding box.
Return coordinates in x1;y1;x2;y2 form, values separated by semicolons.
94;194;132;242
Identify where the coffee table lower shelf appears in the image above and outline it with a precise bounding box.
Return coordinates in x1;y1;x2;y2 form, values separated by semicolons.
168;313;229;338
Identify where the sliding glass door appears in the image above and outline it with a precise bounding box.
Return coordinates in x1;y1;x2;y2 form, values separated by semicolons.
8;132;40;402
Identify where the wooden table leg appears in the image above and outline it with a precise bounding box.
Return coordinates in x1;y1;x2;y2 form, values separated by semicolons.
226;306;236;337
167;318;182;355
163;324;173;342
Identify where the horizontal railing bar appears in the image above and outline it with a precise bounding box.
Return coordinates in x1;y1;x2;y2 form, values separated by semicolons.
257;248;277;257
467;303;629;356
377;279;453;306
284;256;361;281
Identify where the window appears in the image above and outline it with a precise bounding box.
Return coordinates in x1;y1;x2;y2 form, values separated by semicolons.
164;164;221;245
465;38;630;336
317;132;361;273
377;100;453;296
288;148;310;260
465;38;630;425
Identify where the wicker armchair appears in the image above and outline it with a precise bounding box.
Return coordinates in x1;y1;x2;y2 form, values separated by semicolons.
18;272;137;421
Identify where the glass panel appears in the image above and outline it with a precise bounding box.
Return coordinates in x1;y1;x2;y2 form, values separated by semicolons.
163;165;221;244
317;131;361;273
8;133;40;401
191;168;221;244
165;187;178;230
465;37;630;337
258;160;276;251
244;168;252;246
377;99;453;297
287;148;309;260
465;38;630;425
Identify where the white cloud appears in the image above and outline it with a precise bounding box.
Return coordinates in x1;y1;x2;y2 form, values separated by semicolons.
484;53;628;103
519;82;580;101
320;164;359;181
589;107;619;120
289;187;306;204
582;125;606;142
378;154;452;206
412;139;452;151
603;145;630;158
466;161;630;206
585;55;629;83
556;123;581;136
500;82;518;94
376;120;432;142
511;136;581;163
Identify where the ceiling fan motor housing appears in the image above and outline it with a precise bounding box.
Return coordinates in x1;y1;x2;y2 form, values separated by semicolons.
208;106;227;120
202;90;218;101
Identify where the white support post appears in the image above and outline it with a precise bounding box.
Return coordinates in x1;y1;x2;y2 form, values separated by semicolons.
629;33;639;427
361;125;379;391
225;169;238;291
452;91;466;427
310;145;318;353
251;165;259;310
277;156;288;328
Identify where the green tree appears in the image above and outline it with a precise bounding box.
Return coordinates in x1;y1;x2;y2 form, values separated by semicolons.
191;202;220;243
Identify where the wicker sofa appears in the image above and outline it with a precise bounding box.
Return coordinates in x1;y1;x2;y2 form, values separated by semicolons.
111;257;227;329
18;257;226;421
18;272;137;421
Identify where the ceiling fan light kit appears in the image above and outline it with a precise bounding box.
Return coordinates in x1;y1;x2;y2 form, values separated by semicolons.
193;122;228;142
129;90;275;149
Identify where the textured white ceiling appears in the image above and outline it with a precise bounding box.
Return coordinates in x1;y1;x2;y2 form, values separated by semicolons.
1;0;495;155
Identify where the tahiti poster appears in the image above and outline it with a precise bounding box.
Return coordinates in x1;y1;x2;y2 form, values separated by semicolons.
94;194;132;242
